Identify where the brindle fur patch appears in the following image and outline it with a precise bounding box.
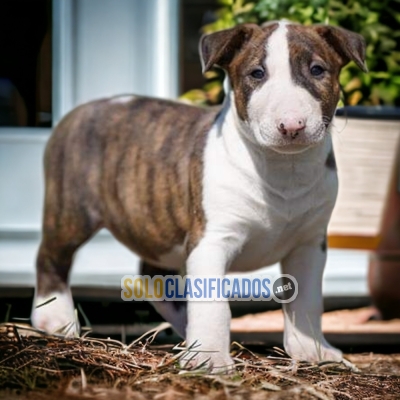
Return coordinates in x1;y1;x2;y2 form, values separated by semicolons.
286;25;343;121
287;24;366;122
200;23;278;121
227;23;278;120
37;97;219;295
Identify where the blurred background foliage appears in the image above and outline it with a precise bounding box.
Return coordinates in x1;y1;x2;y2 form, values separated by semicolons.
181;0;400;107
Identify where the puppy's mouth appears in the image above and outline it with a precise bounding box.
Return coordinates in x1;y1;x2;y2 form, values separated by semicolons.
270;143;312;154
260;123;327;154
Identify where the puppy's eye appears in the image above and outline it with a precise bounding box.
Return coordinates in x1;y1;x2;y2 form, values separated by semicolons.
310;65;325;76
250;68;265;79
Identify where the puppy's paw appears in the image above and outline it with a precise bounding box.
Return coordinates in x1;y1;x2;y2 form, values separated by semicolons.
180;350;234;374
285;337;342;363
317;344;343;363
31;290;80;337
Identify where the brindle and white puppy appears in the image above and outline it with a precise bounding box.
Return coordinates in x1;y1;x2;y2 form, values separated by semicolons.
32;21;367;372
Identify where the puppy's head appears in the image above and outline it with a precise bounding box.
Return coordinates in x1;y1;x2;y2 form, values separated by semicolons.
200;21;367;154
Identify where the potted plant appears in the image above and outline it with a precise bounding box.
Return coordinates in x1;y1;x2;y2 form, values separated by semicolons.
181;0;400;318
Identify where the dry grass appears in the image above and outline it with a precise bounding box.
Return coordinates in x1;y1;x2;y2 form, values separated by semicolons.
1;322;400;400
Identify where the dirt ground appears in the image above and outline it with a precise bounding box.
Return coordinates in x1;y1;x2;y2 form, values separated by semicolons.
1;319;400;400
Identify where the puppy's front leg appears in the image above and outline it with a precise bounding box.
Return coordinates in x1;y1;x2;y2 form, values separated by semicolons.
281;239;342;362
183;241;234;373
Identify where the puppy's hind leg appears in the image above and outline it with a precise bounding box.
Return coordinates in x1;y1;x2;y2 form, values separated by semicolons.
141;261;187;338
32;241;79;336
32;216;101;336
31;174;101;336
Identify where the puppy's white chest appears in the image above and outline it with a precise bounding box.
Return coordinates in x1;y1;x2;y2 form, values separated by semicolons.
203;175;315;271
200;122;336;271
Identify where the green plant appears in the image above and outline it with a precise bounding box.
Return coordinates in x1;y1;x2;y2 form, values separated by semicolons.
181;0;400;107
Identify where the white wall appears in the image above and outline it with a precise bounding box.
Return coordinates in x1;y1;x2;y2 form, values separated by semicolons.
0;130;48;233
73;0;179;107
0;0;180;233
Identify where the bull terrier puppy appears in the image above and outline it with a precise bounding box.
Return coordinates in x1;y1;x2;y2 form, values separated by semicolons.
32;21;367;372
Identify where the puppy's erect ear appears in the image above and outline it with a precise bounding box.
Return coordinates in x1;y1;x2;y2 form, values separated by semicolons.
313;25;368;72
199;24;261;73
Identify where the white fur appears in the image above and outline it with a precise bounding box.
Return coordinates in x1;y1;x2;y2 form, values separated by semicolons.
202;100;336;273
31;289;79;337
184;22;341;370
185;243;234;370
110;95;136;104
282;244;342;361
185;93;339;368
